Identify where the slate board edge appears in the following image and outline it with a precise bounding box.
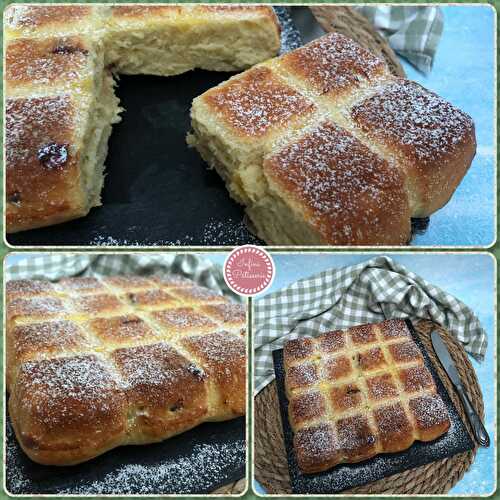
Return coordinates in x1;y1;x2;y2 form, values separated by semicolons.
5;414;246;495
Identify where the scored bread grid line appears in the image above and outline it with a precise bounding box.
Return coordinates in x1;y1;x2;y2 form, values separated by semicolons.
7;278;245;394
287;340;424;396
252;53;406;193
289;326;438;435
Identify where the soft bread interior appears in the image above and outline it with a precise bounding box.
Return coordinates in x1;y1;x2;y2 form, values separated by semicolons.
104;20;279;76
80;70;122;210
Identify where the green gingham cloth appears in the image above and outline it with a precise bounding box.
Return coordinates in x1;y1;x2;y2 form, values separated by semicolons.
5;253;243;303
354;6;444;74
254;256;486;393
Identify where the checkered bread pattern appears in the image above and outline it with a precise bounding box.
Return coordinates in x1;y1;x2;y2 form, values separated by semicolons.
284;319;450;474
6;274;246;465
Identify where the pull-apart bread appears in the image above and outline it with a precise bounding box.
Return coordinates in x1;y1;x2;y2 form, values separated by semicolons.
283;319;450;473
4;4;281;233
6;275;246;465
190;33;476;245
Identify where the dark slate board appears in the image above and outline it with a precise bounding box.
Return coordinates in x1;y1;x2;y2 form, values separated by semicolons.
7;7;302;248
272;319;474;494
5;414;245;495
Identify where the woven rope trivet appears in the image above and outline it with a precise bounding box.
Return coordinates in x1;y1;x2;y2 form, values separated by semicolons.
212;478;246;495
310;6;406;78
254;320;482;494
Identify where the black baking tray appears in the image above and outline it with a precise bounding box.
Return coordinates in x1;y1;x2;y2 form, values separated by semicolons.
7;7;301;248
5;412;246;495
272;319;474;494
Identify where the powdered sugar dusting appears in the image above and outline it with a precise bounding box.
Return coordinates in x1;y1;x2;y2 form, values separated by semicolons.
17;354;125;429
265;121;408;244
12;319;89;359
282;32;386;95
8;295;67;319
352;79;474;164
57;440;246;494
152;307;217;331
6;36;92;90
6;278;55;298
206;66;315;137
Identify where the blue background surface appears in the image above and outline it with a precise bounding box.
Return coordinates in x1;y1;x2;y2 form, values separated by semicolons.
402;6;496;247
255;252;496;495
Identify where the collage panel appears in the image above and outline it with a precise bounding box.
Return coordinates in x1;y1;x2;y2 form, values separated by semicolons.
253;253;496;495
3;4;495;248
4;252;248;495
1;2;498;499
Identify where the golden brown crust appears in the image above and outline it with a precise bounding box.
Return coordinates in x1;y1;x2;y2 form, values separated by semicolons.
283;320;450;474
10;354;128;465
6;274;246;466
5;4;93;32
5;95;87;232
351;79;476;216
182;332;246;416
88;314;158;345
110;5;183;18
112;342;209;440
5;4;280;233
192;32;476;245
264;121;411;245
5;36;93;93
203;66;316;139
279;32;387;98
6;278;55;300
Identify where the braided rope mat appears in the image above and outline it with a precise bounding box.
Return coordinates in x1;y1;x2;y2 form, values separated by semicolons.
310;6;406;78
213;478;246;494
254;320;482;494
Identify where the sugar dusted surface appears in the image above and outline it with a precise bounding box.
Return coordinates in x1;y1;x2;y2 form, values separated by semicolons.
205;66;315;138
17;354;125;429
6;279;54;298
152;307;217;332
6;274;246;485
125;288;177;307
201;302;246;323
351;79;475;165
283;319;451;472
281;32;386;95
8;295;67;318
12;320;89;359
58;276;104;293
183;331;245;366
265;121;408;245
6;36;92;89
112;342;207;407
5;4;92;30
89;314;157;343
409;394;450;430
171;285;226;303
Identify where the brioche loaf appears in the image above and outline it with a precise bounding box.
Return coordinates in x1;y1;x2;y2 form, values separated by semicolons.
189;32;476;246
6;275;246;465
282;320;450;473
4;4;281;233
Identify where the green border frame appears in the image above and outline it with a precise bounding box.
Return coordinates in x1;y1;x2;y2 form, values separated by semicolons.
0;1;498;498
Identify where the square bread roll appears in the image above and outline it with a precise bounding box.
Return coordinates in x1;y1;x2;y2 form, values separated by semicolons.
189;33;476;246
